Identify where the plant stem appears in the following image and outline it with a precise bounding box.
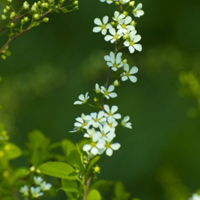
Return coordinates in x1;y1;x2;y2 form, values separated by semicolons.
83;170;93;200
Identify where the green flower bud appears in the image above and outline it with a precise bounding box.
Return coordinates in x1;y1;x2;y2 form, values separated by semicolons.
23;1;30;9
43;17;49;22
7;0;12;3
41;2;49;8
131;20;136;26
73;0;78;5
10;22;15;28
123;11;128;16
37;1;41;6
33;14;40;19
60;0;65;3
21;19;25;24
10;12;15;19
111;21;115;26
129;1;135;7
115;1;119;5
24;17;29;22
6;6;10;10
3;9;7;13
1;55;6;60
1;15;7;20
123;33;129;40
113;80;120;87
73;6;78;10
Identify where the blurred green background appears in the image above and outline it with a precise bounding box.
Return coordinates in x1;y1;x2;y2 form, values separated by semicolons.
1;0;200;199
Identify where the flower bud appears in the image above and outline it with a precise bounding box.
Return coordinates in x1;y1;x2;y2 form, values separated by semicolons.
115;1;119;5
10;12;15;19
60;0;65;3
73;0;78;5
111;21;115;26
43;17;49;22
1;15;7;20
93;165;100;173
114;80;120;87
123;11;128;16
6;6;10;10
3;9;7;13
24;17;29;22
23;1;29;9
30;166;35;172
33;14;40;19
10;22;15;28
131;20;136;26
129;1;135;7
7;0;12;3
123;33;129;40
21;19;25;24
37;1;41;6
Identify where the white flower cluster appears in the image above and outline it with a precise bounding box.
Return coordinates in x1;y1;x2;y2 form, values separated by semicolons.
93;2;144;54
19;176;51;198
189;194;200;200
71;103;132;157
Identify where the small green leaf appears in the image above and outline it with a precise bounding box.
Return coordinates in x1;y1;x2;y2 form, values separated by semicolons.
86;156;100;179
60;7;68;13
89;180;113;191
87;189;101;200
3;142;22;160
61;179;79;193
38;162;78;180
32;22;40;27
13;167;29;179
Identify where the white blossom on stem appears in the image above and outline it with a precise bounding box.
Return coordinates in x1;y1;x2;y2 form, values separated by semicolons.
104;51;124;71
104;28;123;43
133;3;144;18
121;116;132;129
19;185;29;196
124;34;142;53
112;11;125;22
104;104;121;119
30;187;43;198
100;85;117;99
121;64;138;83
93;16;111;35
74;92;89;105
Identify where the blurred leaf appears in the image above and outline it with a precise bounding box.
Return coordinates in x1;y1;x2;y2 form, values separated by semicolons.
87;189;101;200
13;167;29;179
112;181;130;200
3;142;22;160
60;179;79;193
90;180;114;192
61;139;85;171
38;161;78;180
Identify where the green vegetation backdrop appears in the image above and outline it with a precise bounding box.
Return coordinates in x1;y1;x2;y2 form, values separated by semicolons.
1;0;200;199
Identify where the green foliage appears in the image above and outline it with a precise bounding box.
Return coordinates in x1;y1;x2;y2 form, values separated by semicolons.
112;181;131;200
39;161;78;180
87;189;101;200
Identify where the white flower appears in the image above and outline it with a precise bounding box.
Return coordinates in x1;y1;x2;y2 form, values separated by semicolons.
73;113;91;130
104;104;121;119
74;92;89;105
189;194;200;200
93;16;111;35
121;116;132;129
100;85;117;99
100;0;115;4
83;134;105;156
98;125;116;141
121;64;138;83
19;185;29;196
124;34;142;53
133;3;144;18
83;128;96;138
104;137;121;156
117;16;135;34
119;0;130;5
104;51;124;71
112;11;125;22
104;116;118;133
34;176;43;185
40;181;52;191
89;111;107;128
94;83;101;93
104;28;123;43
30;187;43;198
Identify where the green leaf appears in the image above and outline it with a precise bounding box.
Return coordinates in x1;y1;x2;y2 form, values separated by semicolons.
60;7;68;13
13;167;29;179
61;179;79;193
61;139;85;171
87;189;101;200
32;22;40;27
38;162;78;180
3;142;22;160
89;180;114;192
86;156;100;179
113;181;130;200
